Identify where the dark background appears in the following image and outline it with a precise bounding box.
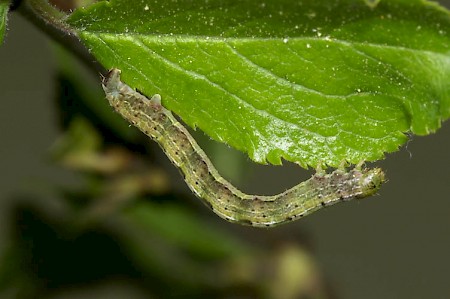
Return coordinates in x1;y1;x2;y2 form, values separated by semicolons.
1;1;449;298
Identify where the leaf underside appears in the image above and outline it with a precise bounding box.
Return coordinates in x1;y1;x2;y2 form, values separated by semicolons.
66;0;450;168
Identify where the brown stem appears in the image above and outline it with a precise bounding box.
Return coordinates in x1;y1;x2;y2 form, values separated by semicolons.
16;0;104;73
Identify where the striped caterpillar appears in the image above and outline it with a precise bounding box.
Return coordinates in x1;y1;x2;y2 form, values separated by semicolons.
102;69;385;227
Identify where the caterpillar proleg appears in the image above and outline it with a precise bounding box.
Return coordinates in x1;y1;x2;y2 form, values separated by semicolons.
102;69;385;227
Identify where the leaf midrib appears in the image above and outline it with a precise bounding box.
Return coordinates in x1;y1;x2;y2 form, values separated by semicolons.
80;30;450;57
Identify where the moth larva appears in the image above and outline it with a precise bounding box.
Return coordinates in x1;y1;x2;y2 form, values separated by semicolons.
102;69;385;227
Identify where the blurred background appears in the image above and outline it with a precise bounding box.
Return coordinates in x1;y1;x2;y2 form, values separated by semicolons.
0;1;449;298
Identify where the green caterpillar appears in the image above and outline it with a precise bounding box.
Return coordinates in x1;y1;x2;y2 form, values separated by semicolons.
102;69;385;227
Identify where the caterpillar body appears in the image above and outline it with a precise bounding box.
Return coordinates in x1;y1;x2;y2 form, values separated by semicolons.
102;69;385;227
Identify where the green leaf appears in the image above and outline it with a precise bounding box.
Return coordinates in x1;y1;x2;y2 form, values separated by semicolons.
0;0;8;44
66;0;450;167
123;201;249;259
53;44;142;142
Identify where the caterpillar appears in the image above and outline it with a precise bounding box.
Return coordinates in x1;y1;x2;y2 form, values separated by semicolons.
102;68;385;227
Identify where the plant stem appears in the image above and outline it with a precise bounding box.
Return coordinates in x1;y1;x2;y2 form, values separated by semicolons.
24;0;71;32
16;0;104;73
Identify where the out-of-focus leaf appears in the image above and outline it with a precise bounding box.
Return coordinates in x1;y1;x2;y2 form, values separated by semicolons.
123;200;249;259
0;0;8;44
54;44;141;142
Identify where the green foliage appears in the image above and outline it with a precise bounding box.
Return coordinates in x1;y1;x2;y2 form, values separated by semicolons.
66;0;450;167
0;1;449;297
125;201;249;259
0;0;8;44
